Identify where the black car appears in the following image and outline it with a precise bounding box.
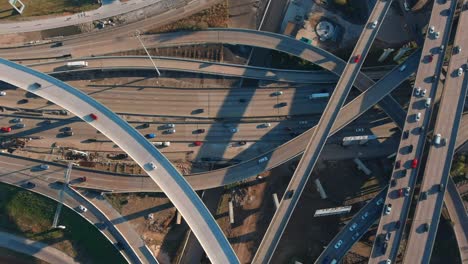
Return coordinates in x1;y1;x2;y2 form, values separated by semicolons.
195;128;206;134
276;102;288;108
423;223;430;232
408;144;414;153
18;99;29;104
401;169;408;177
420;191;428;200
403;130;409;139
192;108;204;114
51;42;63;48
142;123;150;128
395;220;401;229
390;179;397;187
64;126;72;132
239;98;246;103
115;153;128;159
64;131;74;137
23;181;35;189
286;190;294;199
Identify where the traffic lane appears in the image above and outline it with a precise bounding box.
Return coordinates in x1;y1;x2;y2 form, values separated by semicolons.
0;84;332;117
0;59;239;263
29;57;339;84
253;0;394;261
369;0;458;261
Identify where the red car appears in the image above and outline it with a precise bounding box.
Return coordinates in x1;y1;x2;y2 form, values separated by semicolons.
398;188;404;197
194;141;203;146
411;158;419;169
395;160;401;169
353;54;362;63
1;127;11;132
89;113;98;120
428;54;433;63
79;176;87;182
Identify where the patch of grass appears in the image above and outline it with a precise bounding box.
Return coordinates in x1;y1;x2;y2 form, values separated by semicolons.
147;1;228;33
103;193;129;213
270;50;323;71
0;0;100;20
451;154;466;178
0;183;125;264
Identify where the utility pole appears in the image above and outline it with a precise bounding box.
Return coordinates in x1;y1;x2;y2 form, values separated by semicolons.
135;30;161;77
52;162;72;228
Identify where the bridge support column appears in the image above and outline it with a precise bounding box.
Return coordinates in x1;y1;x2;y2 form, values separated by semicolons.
228;201;234;224
378;48;394;62
272;193;280;210
315;179;327;199
393;47;411;61
353;158;372;176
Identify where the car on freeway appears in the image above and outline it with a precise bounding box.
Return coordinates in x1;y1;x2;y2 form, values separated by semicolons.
438;183;445;192
427;54;433;63
403;130;409;139
408;144;414;153
404;187;410;196
194;141;203;146
411;158;419;169
384;204;392;215
414;87;421;96
415;112;421;122
386;259;391;264
285;190;294;199
78;205;88;213
435;31;440;39
361;211;369;220
395;220;401;229
425;98;431;108
401;169;408;177
1;127;11;132
64;131;74;137
51;42;63;48
238;141;247;146
195;128;206;134
11;118;22;123
376;198;384;205
457;67;463;77
239;98;246;103
79;177;87;182
353;54;361;63
420;191;428;200
23;181;35;189
166;123;175;128
454;45;462;54
145;133;156;139
419;126;425;134
166;129;176;134
352;232;360;241
271;91;283;96
421;89;427;96
192;108;204;114
0;91;6;96
398;188;404;198
64;127;72;132
30;82;42;89
399;64;407;72
439;45;445;53
429;25;435;34
395;160;401;169
334;240;343;249
18;99;29;104
385;232;391;241
391;179;397;187
142;123;150;128
262;123;271;128
147;162;157;170
40;164;49;170
258;156;268;164
370;20;378;28
277;102;288;108
89;113;98;120
423;223;430;232
230;127;238;133
349;223;358;231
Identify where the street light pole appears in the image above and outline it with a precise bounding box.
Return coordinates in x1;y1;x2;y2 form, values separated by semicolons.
135;30;161;77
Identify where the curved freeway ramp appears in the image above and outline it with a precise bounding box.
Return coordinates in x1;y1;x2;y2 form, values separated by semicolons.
0;58;239;264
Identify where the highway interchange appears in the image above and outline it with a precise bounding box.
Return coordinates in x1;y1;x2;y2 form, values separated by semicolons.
0;0;467;263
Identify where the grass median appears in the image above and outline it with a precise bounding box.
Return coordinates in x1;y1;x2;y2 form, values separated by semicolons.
0;182;125;263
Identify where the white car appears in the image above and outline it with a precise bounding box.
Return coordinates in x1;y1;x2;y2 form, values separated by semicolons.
384;204;392;215
147;162;157;170
386;259;392;264
457;67;463;77
415;112;421;122
166;123;175;128
230;127;238;133
414;87;421;96
334;240;343;249
349;223;358;231
428;25;435;34
370;20;378;29
166;129;176;134
258;156;268;164
399;64;407;72
376;198;384;205
0;91;6;96
263;123;271;128
454;45;461;54
40;164;49;170
435;31;440;39
79;205;88;213
421;89;427;97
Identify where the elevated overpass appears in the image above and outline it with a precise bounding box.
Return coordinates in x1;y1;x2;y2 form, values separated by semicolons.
252;1;395;262
369;0;458;262
404;2;468;262
0;58;239;264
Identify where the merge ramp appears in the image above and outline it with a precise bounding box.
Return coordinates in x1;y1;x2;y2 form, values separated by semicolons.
369;0;458;262
0;58;240;264
252;1;394;262
403;3;468;262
